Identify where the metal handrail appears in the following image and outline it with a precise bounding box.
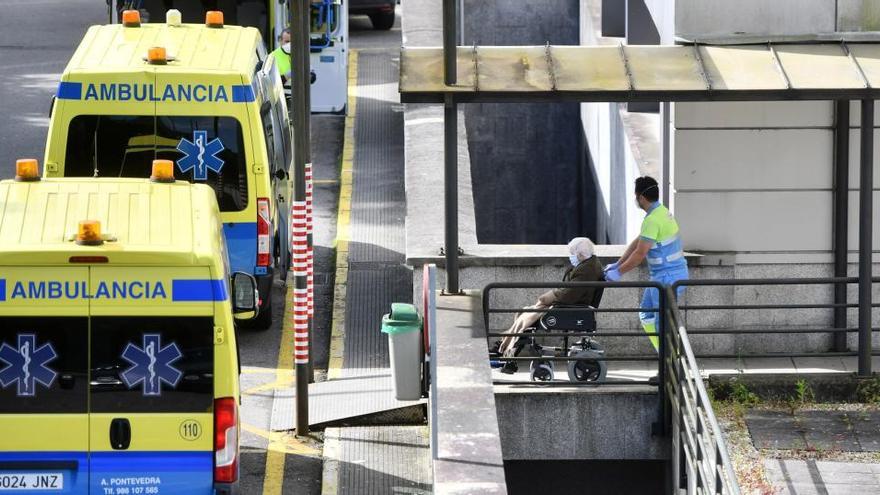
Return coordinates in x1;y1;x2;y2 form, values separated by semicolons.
665;287;741;495
670;277;879;374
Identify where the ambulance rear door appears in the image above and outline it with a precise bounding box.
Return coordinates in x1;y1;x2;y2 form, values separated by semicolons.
0;267;90;493
87;267;219;495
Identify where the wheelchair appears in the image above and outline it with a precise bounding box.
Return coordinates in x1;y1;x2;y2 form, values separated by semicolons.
498;285;608;383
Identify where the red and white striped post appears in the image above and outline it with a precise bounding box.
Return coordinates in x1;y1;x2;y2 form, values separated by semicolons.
290;199;310;433
305;162;315;382
291;203;310;364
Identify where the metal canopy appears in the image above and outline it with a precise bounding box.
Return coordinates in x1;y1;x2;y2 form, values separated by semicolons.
399;42;880;103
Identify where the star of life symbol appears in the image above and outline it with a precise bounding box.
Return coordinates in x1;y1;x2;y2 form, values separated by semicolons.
176;130;225;181
0;334;58;397
121;334;183;396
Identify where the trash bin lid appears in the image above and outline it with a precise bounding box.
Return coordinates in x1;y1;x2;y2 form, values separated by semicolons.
381;303;422;334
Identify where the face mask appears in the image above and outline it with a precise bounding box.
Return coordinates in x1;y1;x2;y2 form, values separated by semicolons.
281;42;291;54
569;254;580;267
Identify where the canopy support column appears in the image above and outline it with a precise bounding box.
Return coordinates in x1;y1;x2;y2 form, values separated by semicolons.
444;94;460;293
834;100;850;352
443;0;457;85
858;99;874;377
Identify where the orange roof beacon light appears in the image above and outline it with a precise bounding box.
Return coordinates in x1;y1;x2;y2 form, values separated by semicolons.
206;10;224;28
76;220;104;246
147;46;168;65
122;10;141;27
14;159;40;182
151;159;175;183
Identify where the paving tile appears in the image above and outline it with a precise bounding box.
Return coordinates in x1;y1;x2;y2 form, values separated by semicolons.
792;356;847;373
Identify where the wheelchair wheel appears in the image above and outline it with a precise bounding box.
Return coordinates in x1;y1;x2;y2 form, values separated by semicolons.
529;360;554;382
567;350;606;382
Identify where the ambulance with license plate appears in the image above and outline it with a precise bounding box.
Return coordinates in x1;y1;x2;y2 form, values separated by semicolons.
44;10;293;329
0;160;255;494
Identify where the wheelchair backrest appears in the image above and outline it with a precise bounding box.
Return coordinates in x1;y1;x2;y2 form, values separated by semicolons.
539;307;597;332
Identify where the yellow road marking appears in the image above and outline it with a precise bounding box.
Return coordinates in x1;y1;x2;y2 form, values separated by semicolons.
263;49;359;495
261;282;297;495
327;49;358;381
244;423;321;456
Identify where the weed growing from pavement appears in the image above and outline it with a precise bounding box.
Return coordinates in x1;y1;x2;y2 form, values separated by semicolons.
793;379;814;405
855;375;880;404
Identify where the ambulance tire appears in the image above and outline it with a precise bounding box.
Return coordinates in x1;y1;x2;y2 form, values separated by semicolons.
370;11;395;30
250;295;274;330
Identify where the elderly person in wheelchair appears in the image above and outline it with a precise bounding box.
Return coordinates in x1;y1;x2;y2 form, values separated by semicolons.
492;237;606;381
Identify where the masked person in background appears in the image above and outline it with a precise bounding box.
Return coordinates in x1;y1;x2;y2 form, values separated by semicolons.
495;237;604;374
604;176;689;350
270;28;293;82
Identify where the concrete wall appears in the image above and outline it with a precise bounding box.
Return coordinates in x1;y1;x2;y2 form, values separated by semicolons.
495;388;669;460
671;101;880;257
648;0;880;40
462;0;590;244
580;0;661;244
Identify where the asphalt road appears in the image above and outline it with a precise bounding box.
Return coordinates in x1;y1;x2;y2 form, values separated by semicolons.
0;0;106;177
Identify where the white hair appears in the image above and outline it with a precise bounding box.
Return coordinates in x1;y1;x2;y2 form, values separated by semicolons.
567;237;595;260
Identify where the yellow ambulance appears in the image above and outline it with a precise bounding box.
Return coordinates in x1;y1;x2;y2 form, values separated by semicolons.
44;10;292;329
0;160;252;494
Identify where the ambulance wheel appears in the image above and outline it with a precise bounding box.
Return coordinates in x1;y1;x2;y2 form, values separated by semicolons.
249;296;273;330
370;11;395;30
529;361;554;382
240;293;273;330
567;350;606;382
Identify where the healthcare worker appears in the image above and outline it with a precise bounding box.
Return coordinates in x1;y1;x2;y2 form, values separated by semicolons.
270;28;293;81
604;176;688;350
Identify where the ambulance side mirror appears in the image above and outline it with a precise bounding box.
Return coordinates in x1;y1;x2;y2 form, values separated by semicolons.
231;272;259;319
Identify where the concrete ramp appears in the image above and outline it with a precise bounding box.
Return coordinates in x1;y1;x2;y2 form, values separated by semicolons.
270;374;425;431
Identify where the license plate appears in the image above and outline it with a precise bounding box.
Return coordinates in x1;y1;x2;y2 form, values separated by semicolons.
0;473;63;491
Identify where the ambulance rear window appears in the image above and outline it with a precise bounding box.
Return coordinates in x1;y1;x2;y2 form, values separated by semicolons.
0;317;88;414
64;115;248;212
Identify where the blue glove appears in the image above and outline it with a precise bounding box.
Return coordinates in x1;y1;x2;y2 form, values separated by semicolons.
604;262;619;273
605;267;621;282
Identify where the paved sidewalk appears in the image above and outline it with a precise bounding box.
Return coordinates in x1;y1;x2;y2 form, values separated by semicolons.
765;459;880;495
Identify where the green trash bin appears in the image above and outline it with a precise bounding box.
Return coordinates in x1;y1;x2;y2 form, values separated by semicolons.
381;303;423;400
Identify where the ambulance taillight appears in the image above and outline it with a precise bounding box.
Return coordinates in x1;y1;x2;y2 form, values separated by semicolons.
213;397;239;483
206;11;224;28
122;10;141;27
14;158;40;182
257;198;271;268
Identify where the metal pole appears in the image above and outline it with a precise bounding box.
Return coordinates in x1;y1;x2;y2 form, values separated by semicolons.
305;12;315;384
834;100;850;352
111;0;118;24
291;0;311;435
858;99;874;377
443;0;457;85
655;287;667;436
444;94;459;293
661;101;671;206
